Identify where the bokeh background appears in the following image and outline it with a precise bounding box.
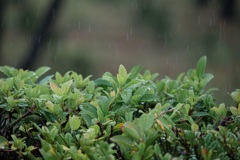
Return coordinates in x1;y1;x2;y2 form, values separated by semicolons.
0;0;240;104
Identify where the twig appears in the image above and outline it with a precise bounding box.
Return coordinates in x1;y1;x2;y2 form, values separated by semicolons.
0;148;16;152
196;116;203;124
154;108;174;120
3;107;34;136
58;133;69;148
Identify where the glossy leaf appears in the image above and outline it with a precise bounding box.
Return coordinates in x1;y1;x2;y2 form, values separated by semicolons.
61;80;73;95
111;135;134;147
69;115;81;131
35;66;50;78
196;56;207;78
123;122;140;141
50;82;63;96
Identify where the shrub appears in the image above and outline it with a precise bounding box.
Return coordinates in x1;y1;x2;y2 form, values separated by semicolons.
0;56;239;159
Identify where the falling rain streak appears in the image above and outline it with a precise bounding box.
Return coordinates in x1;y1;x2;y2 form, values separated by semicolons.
78;22;81;30
164;32;167;48
198;15;200;25
218;32;222;53
126;27;133;42
88;24;91;32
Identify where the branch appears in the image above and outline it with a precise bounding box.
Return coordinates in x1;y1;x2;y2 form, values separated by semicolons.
3;107;34;136
154;107;174;120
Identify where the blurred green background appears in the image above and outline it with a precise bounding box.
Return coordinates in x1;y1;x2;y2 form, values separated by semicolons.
0;0;240;104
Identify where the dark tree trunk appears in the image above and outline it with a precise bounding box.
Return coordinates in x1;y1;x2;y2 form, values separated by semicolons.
20;0;63;70
0;0;6;64
196;0;236;20
221;0;236;19
196;0;208;6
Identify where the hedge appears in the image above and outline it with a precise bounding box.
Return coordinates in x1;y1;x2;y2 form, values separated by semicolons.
0;56;239;159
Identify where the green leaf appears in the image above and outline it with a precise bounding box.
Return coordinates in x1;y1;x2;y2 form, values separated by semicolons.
0;136;8;149
40;139;60;160
69;115;81;131
140;94;159;102
61;80;73;95
55;72;63;82
185;104;191;114
97;106;104;122
200;73;214;88
86;81;95;93
157;81;165;92
230;106;240;116
167;80;179;93
11;135;25;150
102;72;117;85
35;66;50;78
154;144;163;159
50;82;63;96
170;103;183;118
210;103;227;120
123;79;142;90
45;101;54;113
129;65;142;80
94;78;112;87
5;96;16;107
39;110;58;122
39;75;54;85
145;145;155;159
117;65;128;86
0;66;17;77
119;64;128;78
111;135;134;147
117;74;126;87
196;56;207;78
191;123;199;132
125;111;134;121
121;88;132;102
137;114;154;133
97;96;114;116
123;122;140;141
81;114;92;127
231;89;240;104
132;86;148;101
163;153;173;160
80;103;98;119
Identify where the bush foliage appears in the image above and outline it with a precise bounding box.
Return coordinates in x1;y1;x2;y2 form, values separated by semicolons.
0;56;239;159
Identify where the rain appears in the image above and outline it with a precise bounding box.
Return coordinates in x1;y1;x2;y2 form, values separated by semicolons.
0;0;239;104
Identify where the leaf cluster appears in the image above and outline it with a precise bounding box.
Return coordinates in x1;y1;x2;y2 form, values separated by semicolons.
0;56;239;159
